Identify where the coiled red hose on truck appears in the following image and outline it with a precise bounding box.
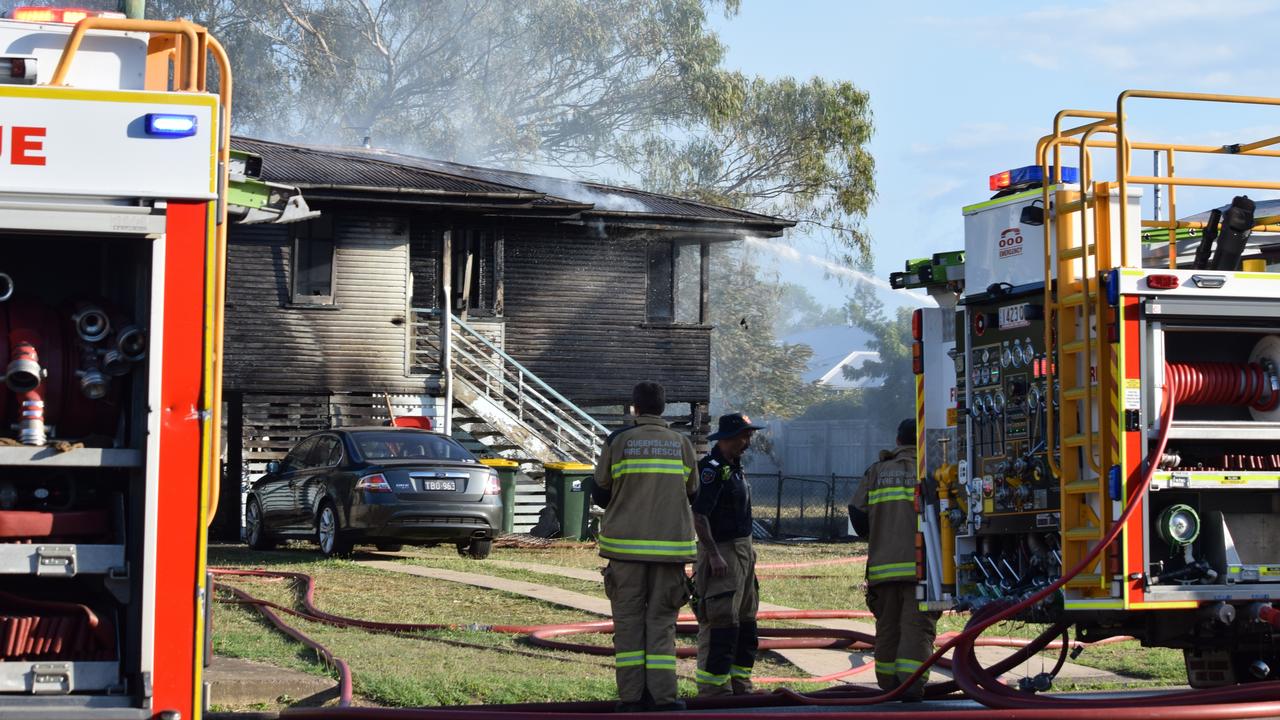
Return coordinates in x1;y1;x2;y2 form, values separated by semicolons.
1166;362;1280;411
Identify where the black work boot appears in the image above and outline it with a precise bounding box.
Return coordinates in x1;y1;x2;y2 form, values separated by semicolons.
614;700;647;713
649;700;687;711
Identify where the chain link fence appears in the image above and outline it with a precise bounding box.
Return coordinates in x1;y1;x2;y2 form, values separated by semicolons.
750;473;861;540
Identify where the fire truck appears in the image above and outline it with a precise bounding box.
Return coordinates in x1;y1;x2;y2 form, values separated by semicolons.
896;90;1280;687
0;8;231;719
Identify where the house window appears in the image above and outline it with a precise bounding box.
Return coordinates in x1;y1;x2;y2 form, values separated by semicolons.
646;241;674;322
451;227;498;317
292;215;335;304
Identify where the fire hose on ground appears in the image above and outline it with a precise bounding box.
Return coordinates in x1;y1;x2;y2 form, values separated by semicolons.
208;362;1280;717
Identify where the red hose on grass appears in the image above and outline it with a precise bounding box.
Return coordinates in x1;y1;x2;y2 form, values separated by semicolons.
214;364;1280;717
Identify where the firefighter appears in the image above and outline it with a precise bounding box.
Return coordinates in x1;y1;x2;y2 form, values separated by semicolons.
593;381;699;712
691;412;764;696
849;417;938;702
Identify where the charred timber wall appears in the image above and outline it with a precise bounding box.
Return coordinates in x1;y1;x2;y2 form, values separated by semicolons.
502;227;710;406
224;212;430;395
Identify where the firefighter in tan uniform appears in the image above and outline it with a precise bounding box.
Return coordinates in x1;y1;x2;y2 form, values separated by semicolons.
691;412;764;696
849;418;938;701
593;381;698;713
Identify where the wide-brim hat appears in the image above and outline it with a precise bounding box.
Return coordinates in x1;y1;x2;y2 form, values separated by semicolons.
708;412;765;441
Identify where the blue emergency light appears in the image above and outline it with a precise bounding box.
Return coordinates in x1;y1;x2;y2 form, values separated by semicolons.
989;165;1078;191
144;113;198;138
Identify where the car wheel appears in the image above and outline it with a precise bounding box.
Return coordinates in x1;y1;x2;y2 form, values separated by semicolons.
316;502;354;558
466;538;492;560
245;497;275;550
374;543;403;552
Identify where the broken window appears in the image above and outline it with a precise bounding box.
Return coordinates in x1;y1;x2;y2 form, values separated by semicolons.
646;240;674;322
409;223;498;317
292;215;335;304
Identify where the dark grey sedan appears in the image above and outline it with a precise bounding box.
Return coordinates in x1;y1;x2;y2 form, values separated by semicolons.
244;427;502;559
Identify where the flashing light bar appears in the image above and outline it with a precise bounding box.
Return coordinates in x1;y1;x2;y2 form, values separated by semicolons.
144;113;198;138
989;165;1079;192
8;6;125;22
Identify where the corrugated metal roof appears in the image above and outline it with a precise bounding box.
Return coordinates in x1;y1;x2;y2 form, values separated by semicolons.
233;137;541;199
232;136;794;231
339;147;792;226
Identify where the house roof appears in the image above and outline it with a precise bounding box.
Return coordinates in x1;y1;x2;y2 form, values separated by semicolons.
232;136;794;236
781;325;883;389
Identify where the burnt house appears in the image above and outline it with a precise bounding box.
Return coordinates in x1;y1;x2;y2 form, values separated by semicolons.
216;137;792;534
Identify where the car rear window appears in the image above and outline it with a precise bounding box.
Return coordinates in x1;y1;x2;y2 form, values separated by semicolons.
352;432;477;462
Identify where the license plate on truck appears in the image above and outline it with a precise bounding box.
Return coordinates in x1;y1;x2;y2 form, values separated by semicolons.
999;303;1031;330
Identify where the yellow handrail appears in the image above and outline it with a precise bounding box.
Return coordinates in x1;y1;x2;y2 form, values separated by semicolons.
1074;123;1120;476
47;18;232;528
206;36;232;528
50;18;201;90
1116;90;1280;270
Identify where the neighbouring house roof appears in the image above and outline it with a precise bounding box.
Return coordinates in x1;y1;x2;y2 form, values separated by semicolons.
781;325;883;389
232;136;794;237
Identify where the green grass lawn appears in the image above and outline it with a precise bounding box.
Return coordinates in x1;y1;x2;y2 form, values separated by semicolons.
208;538;1186;709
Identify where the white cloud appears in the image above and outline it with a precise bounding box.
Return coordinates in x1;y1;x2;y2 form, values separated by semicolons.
925;0;1277;83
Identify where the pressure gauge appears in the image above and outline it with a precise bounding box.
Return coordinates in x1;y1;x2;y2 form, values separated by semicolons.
980;366;990;385
990;365;1001;384
992;391;1005;414
980;348;991;365
972;368;982;386
1001;345;1013;368
1027;385;1042;411
1010;340;1025;368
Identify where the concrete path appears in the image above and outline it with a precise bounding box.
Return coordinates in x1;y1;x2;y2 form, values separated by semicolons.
360;560;614;615
360;558;1123;686
205;656;336;709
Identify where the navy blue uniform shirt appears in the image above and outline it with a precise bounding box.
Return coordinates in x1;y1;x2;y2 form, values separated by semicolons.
691;445;753;541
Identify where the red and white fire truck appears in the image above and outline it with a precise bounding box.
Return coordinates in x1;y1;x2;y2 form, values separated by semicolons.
898;91;1280;688
0;8;230;719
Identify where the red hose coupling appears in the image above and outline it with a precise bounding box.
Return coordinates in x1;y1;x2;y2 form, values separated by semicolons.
5;341;42;394
1250;602;1280;629
19;389;45;446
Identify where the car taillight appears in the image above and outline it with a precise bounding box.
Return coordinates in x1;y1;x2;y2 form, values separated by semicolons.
484;471;501;495
355;473;392;493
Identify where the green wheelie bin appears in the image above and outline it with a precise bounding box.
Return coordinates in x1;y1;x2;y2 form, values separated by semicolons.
479;458;520;534
543;461;594;540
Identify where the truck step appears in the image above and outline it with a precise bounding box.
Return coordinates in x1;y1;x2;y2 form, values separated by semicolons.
1064;526;1102;540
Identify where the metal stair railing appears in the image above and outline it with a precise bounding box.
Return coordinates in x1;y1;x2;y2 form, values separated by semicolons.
409;309;607;463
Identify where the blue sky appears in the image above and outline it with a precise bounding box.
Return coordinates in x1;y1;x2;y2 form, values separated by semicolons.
709;1;1280;311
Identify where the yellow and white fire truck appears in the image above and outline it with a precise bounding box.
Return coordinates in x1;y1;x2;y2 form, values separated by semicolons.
897;90;1280;687
0;8;231;719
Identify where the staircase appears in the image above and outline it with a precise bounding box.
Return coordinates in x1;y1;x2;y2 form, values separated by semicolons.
1046;182;1121;594
410;310;608;466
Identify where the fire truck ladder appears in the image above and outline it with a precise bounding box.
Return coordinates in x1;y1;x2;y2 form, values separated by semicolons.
1040;115;1120;592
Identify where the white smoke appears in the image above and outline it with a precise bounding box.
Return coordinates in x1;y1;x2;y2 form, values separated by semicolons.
744;237;936;307
517;175;648;213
